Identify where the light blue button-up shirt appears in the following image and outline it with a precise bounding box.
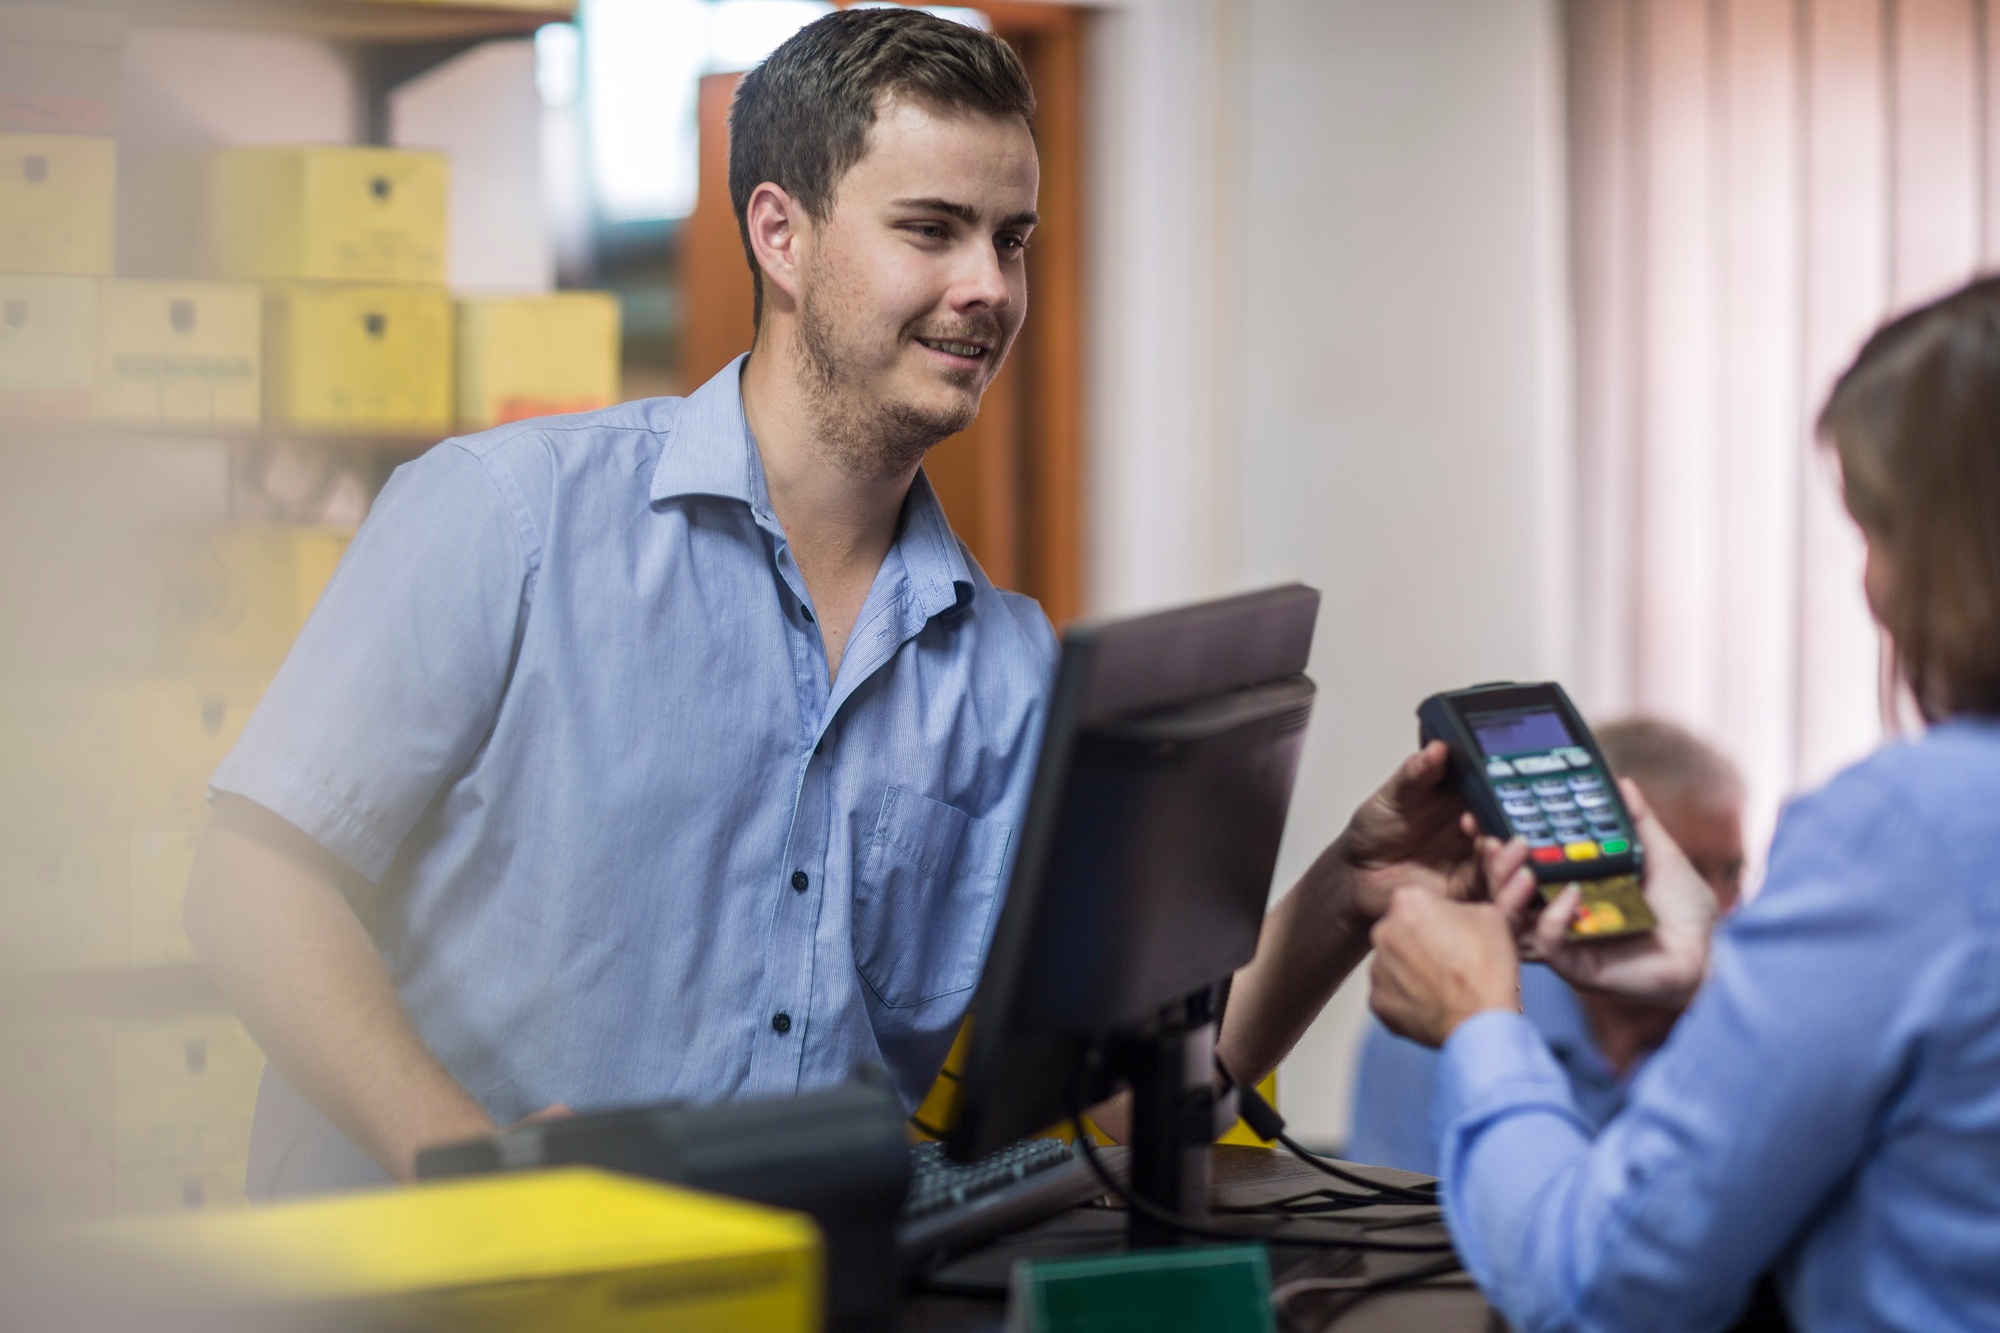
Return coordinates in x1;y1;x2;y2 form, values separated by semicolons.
213;358;1056;1196
1348;965;1637;1177
1434;721;2000;1332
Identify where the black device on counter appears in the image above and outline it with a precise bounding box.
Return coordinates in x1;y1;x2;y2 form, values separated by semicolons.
1418;681;1655;940
416;1076;912;1332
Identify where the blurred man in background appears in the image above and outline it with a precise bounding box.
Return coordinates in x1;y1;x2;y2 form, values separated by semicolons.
1346;717;1745;1173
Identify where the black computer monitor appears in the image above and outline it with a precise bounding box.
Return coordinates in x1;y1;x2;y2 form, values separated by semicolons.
945;584;1319;1243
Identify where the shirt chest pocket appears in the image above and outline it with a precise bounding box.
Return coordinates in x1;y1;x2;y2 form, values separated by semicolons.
853;786;1012;1008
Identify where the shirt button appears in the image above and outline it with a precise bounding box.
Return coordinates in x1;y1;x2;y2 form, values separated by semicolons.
801;606;815;623
791;870;809;892
771;1011;792;1034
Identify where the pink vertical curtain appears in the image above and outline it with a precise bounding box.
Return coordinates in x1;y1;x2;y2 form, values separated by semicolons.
1565;0;1999;852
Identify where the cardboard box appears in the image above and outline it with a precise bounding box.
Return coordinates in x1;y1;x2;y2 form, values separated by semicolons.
79;1168;822;1333
98;279;260;427
130;676;264;829
1;1158;113;1222
207;146;447;285
0;832;128;972
0;132;114;274
128;825;204;966
114;1160;248;1217
159;526;350;668
0;680;133;833
264;282;452;433
113;1015;264;1170
456;291;621;430
0;273;97;415
0;1021;115;1164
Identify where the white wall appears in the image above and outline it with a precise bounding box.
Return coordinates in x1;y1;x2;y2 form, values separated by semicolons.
1088;0;1571;1146
121;26;356;149
391;40;555;293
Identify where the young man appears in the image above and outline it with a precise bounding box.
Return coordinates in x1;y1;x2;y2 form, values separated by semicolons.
186;9;1472;1197
1346;718;1746;1174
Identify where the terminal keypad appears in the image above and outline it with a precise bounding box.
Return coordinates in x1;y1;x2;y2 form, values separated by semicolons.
1483;746;1630;864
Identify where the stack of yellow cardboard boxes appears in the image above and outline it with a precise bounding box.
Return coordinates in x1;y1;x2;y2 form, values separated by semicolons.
0;128;265;428
0;524;351;1221
3;132;622;1224
0;129;116;417
0;134;624;434
174;142;621;435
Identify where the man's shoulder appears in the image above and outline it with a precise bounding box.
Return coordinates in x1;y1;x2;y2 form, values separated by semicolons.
419;398;688;537
446;397;684;474
949;540;1059;671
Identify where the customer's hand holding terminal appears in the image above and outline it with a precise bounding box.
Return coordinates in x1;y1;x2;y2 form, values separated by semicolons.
1417;682;1655;940
1480;780;1720;1012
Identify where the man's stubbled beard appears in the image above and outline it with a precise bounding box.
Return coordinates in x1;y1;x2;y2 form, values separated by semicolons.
796;262;1001;483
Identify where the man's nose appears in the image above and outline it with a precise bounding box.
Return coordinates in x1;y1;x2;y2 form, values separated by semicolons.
950;239;1013;313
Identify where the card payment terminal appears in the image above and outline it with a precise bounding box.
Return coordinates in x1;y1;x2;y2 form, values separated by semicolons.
1419;682;1656;940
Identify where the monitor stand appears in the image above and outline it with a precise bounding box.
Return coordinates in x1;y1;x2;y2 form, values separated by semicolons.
1110;988;1223;1248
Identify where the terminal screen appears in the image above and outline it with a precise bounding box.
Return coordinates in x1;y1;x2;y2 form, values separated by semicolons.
1469;707;1574;758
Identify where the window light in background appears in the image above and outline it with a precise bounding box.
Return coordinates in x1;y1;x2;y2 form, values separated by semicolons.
566;1;991;226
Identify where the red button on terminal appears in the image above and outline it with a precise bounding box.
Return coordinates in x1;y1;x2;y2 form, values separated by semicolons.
1530;847;1564;864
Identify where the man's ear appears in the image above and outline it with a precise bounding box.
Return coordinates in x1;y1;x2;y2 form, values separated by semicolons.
746;181;805;314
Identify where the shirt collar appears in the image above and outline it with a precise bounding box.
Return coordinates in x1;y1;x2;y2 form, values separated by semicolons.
650;354;974;623
649;355;767;511
898;468;976;623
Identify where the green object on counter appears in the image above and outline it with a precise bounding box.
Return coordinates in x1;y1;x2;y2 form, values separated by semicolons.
1006;1243;1274;1333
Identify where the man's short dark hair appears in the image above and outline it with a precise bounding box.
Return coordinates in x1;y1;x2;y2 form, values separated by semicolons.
727;7;1036;327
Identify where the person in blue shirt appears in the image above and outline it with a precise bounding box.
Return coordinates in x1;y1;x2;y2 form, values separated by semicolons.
1348;717;1746;1175
183;9;1483;1199
1369;273;2000;1330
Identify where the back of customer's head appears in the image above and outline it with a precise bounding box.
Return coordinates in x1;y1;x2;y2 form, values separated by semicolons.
1597;717;1746;909
1820;274;2000;721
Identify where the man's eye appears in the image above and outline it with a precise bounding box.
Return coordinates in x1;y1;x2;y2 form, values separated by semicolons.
997;234;1028;253
912;223;947;241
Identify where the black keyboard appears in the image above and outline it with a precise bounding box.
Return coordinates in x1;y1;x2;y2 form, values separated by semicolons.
897;1137;1117;1267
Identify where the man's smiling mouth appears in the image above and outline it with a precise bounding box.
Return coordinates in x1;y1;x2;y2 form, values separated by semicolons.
916;337;991;360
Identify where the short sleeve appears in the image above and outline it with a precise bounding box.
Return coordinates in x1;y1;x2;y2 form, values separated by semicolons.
209;443;537;882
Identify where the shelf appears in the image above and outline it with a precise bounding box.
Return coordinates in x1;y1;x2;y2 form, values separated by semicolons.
17;0;574;44
0;415;447;452
2;963;225;1020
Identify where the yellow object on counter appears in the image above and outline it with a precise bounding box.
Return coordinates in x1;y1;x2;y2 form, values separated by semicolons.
206;145;447;285
0;132;114;274
76;1167;824;1333
456;290;621;430
0;273;97;416
97;279;260;427
158;525;350;668
263;281;452;432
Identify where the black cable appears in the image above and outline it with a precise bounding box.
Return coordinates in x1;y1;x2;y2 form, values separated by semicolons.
1276;1130;1441;1206
1219;1055;1440;1207
1066;1058;1456;1255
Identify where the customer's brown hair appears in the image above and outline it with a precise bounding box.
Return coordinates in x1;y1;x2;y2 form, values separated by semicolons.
727;7;1035;329
1819;274;2000;718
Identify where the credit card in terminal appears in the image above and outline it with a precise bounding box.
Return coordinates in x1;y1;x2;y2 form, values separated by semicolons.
1418;682;1655;942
